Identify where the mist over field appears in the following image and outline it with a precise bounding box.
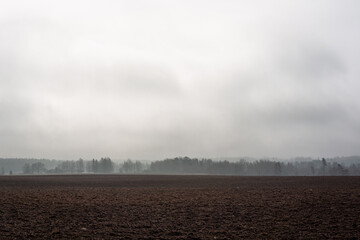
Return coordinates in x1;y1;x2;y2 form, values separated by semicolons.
1;1;360;160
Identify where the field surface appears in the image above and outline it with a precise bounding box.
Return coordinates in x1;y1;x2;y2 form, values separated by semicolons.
0;175;359;239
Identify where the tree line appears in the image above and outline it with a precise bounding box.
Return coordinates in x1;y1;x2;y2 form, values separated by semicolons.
18;156;360;176
144;157;356;176
23;157;114;174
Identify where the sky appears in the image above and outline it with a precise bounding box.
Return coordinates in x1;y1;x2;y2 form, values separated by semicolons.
0;0;360;160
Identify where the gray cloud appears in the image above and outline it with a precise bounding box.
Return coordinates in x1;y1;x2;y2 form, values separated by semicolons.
278;43;346;81
0;0;360;159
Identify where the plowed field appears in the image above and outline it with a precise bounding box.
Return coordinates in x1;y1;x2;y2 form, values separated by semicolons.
0;175;359;239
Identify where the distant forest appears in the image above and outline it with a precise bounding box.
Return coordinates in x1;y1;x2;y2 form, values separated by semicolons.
1;156;360;176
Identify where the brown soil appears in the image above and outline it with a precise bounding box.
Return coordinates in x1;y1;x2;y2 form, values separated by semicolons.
0;175;359;239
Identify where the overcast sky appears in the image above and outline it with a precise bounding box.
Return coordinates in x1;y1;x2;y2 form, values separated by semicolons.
0;0;360;160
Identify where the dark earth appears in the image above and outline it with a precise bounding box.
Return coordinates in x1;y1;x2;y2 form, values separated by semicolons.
0;175;359;239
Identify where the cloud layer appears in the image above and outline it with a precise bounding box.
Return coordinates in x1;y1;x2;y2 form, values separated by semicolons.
1;0;360;159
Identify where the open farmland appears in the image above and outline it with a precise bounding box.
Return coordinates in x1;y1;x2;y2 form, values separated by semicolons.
0;175;359;239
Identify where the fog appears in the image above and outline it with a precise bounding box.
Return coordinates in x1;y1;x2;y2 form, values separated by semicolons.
1;0;360;159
